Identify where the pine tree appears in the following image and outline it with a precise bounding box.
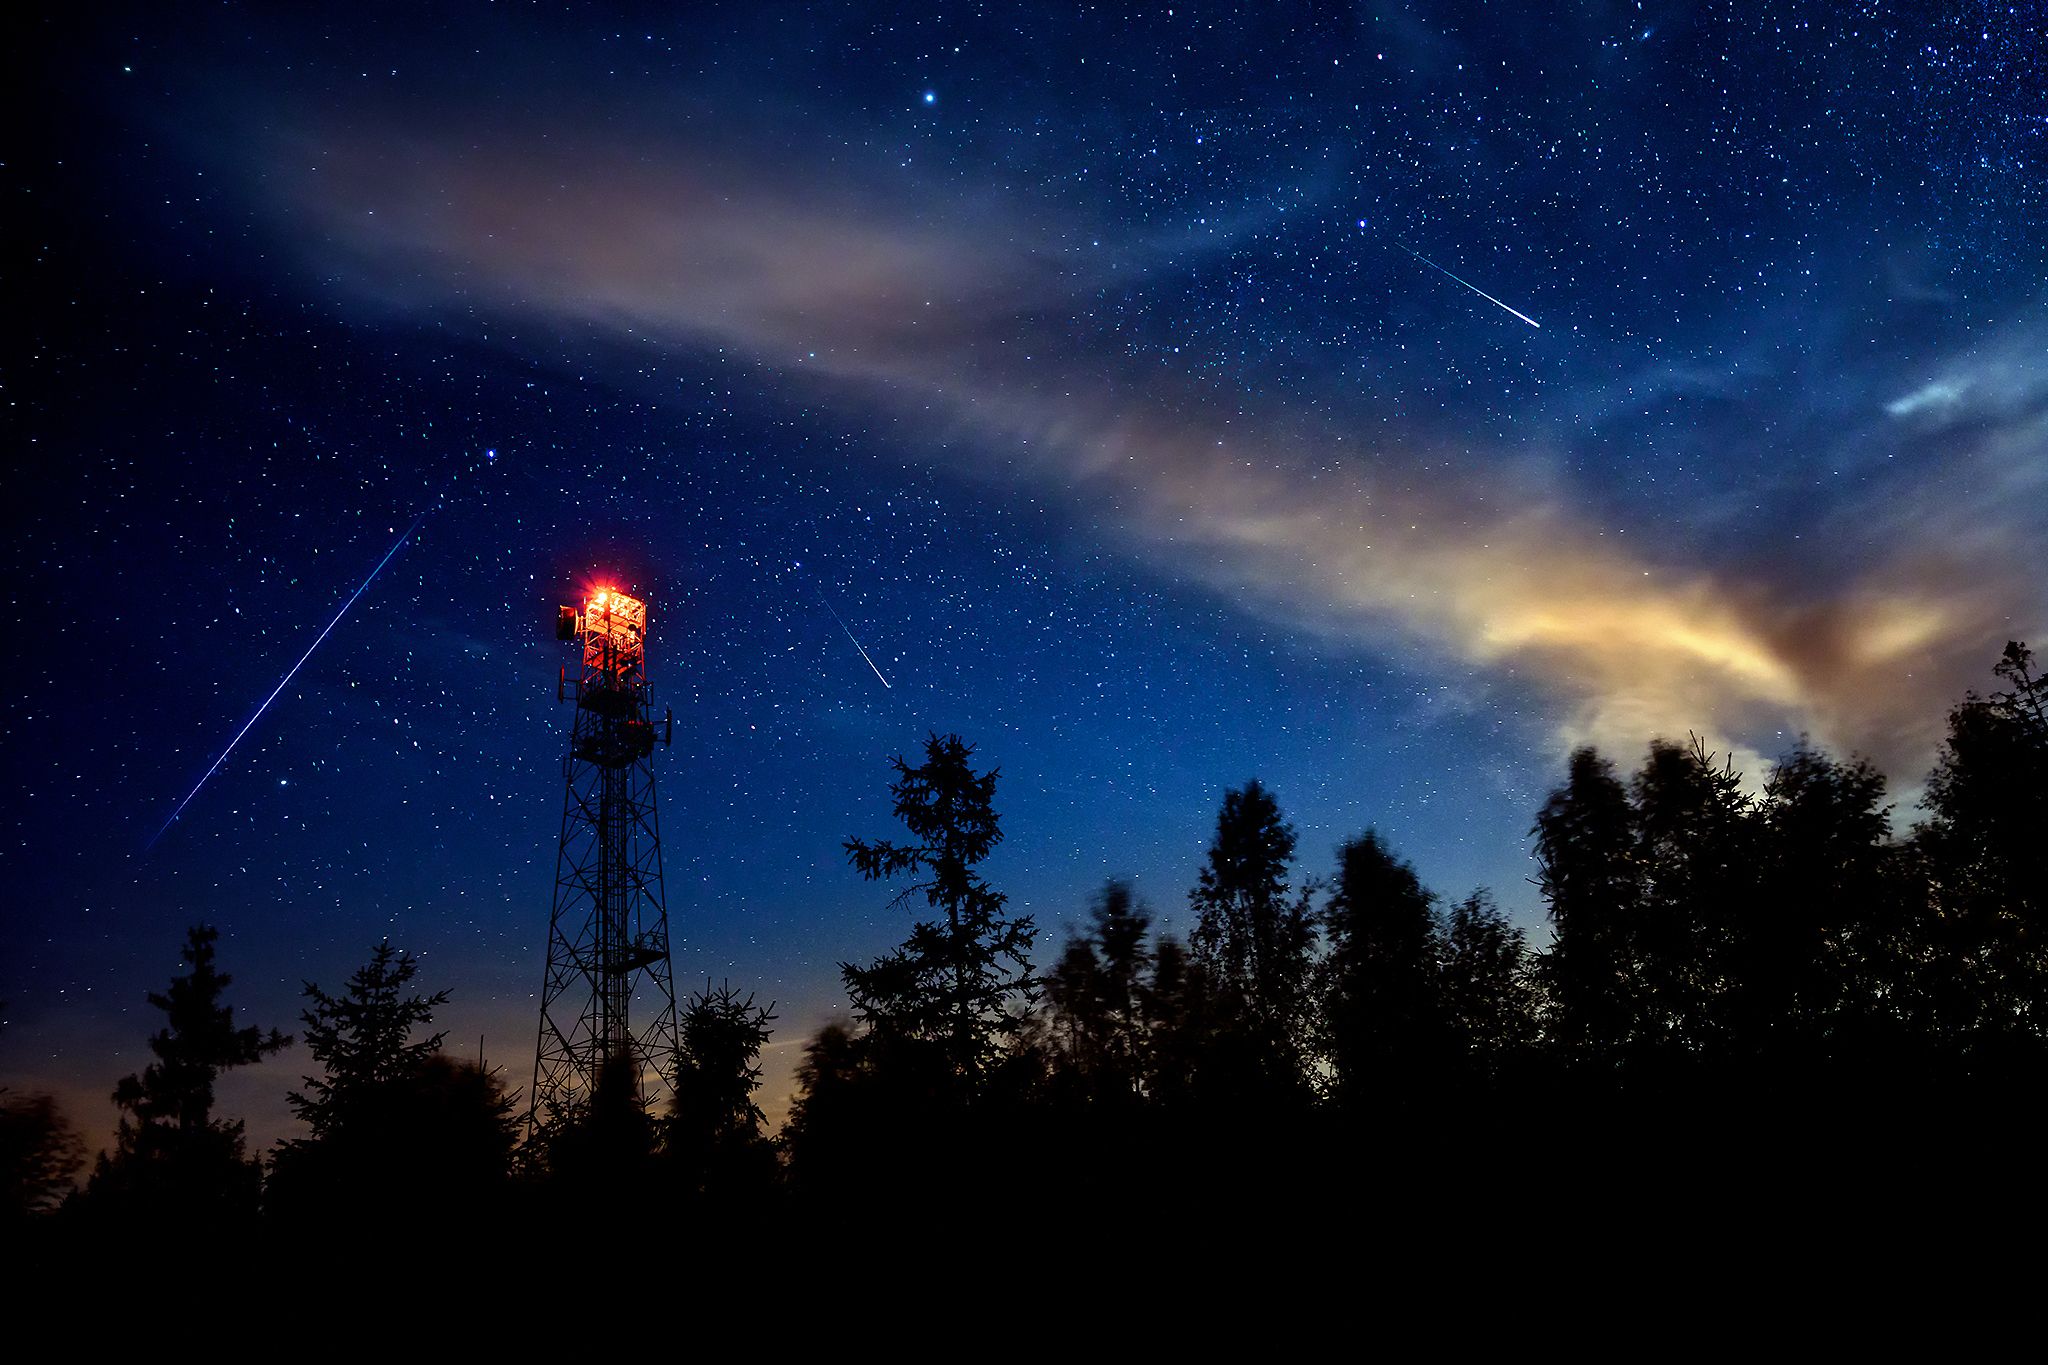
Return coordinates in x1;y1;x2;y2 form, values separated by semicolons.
286;942;449;1141
842;733;1037;1089
667;982;779;1204
267;942;515;1225
83;925;289;1223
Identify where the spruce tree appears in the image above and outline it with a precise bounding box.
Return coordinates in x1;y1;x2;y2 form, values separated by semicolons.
843;733;1037;1089
667;982;778;1204
84;925;289;1223
268;943;515;1224
285;942;448;1142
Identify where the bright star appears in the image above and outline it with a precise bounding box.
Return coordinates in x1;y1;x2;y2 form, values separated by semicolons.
922;90;936;105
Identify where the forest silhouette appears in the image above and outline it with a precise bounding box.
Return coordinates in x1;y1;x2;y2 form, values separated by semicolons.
5;640;2045;1240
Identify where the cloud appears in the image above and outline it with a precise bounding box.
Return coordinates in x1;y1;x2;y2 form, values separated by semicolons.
272;122;2045;781
1886;380;1966;418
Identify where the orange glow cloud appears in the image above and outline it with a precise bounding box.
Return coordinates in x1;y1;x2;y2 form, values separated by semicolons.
281;126;2045;780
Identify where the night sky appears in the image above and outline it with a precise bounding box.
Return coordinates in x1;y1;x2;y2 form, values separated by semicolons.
7;3;2044;1148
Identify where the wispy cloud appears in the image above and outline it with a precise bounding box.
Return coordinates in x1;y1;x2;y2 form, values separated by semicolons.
274;122;2045;780
1886;380;1966;418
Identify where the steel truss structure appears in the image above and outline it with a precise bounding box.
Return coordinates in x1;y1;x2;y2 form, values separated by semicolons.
528;587;679;1134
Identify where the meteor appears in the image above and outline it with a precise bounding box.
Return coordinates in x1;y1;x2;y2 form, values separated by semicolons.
1399;244;1542;330
148;511;426;848
819;595;892;689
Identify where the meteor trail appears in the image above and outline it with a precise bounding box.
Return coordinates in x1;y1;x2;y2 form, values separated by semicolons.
819;595;892;689
148;511;426;848
1399;244;1542;329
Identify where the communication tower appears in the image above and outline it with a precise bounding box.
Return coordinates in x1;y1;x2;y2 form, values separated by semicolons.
528;585;680;1132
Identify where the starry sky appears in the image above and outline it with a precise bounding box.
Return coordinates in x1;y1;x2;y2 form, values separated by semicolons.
7;2;2044;1147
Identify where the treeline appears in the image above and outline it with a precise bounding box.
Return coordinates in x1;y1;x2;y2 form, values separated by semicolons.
788;642;2048;1205
4;640;2044;1233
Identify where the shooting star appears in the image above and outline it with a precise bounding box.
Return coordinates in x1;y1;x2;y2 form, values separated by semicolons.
819;595;892;689
148;511;427;848
1399;244;1542;329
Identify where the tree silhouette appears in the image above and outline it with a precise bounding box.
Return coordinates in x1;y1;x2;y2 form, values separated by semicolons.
1046;933;1106;1074
1631;737;1755;1062
81;924;289;1224
285;943;448;1141
1737;743;1896;1077
1903;641;2048;1080
781;1020;951;1206
842;733;1037;1089
1437;890;1535;1090
781;1022;868;1194
1140;933;1203;1109
667;982;779;1206
1534;748;1645;1073
46;635;2045;1231
543;1047;656;1211
268;943;514;1226
1;1090;85;1221
1322;829;1443;1109
1187;780;1317;1099
1043;880;1154;1102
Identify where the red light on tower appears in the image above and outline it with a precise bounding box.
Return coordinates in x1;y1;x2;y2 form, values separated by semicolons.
579;587;647;681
